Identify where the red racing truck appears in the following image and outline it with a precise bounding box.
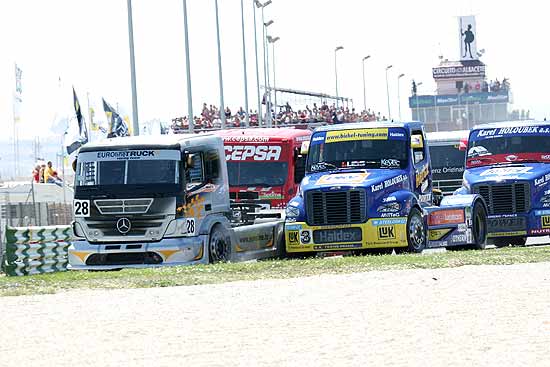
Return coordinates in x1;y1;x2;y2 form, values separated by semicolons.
216;128;312;209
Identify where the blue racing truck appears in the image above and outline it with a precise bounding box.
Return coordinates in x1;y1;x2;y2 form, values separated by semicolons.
457;121;550;247
284;121;488;254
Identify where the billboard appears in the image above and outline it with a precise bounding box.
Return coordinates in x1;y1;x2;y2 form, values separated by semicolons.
432;63;485;80
409;91;509;108
459;16;478;61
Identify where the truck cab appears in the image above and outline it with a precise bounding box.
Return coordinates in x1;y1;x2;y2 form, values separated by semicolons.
285;122;487;254
216;128;311;209
426;130;469;195
68;134;285;270
458;121;550;246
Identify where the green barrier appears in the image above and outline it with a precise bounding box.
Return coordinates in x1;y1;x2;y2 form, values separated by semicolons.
2;225;72;276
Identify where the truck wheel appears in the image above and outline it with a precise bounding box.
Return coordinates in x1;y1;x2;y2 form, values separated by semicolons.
469;201;487;250
404;207;426;253
208;224;231;263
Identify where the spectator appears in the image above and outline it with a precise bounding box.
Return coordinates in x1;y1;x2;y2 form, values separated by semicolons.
32;165;41;183
43;161;57;184
224;106;232;119
39;164;46;183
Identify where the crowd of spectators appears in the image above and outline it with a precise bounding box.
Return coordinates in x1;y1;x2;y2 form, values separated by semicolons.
461;78;510;94
171;101;384;133
32;161;63;187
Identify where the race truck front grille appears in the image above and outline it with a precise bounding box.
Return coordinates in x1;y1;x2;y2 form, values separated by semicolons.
473;183;531;215
94;198;153;215
306;189;366;226
86;215;165;237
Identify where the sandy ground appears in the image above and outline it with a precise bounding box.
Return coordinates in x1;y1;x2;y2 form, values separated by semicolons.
0;262;549;367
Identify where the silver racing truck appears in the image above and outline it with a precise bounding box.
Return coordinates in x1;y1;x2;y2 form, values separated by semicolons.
68;134;284;270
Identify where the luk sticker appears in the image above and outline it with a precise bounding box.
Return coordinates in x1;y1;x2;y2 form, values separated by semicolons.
542;216;550;228
287;231;300;246
377;226;396;239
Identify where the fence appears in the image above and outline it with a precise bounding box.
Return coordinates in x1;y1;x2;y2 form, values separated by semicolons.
2;225;72;276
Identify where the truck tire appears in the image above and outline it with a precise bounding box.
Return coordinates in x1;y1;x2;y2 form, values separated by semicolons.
468;201;487;250
493;237;527;248
208;224;231;263
396;207;426;253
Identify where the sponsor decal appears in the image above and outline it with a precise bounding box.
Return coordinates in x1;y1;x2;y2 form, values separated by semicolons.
530;228;550;235
380;213;401;218
381;159;400;167
371;174;408;193
451;234;467;243
457;223;468;232
325;128;388;143
488;216;526;232
313;244;362;250
419;193;432;203
535;210;550;216
313;228;361;244
300;230;312;244
79;150;180;162
428;209;465;226
223;136;269;142
383;196;397;203
534;173;550;187
372;218;407;226
225;145;281;161
341;160;366;168
259;192;284;200
479;166;533;177
415;165;429;188
317;172;370;185
475;126;550;138
288;201;300;207
542;216;550;228
428;228;453;241
389;131;405;138
377;226;396;239
541;154;550;160
287;231;300;246
431;166;464;175
285;224;302;231
312;135;325;143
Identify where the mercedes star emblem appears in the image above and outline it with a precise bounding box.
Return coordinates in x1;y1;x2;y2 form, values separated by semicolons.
116;217;131;234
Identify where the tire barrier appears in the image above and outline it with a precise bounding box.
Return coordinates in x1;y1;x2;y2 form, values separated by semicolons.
2;225;72;276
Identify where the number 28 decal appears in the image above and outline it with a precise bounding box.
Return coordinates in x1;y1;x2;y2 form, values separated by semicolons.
73;199;91;217
185;218;196;236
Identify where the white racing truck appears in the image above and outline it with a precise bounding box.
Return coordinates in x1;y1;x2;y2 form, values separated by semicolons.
68;134;284;270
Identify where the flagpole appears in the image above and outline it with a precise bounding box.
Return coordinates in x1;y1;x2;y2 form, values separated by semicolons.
127;0;140;136
86;92;92;142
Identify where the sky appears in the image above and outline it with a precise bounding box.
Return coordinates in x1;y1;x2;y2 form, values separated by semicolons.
1;0;549;142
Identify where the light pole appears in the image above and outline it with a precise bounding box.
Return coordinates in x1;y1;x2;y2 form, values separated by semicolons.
257;1;272;126
268;35;280;116
264;18;274;127
182;0;194;132
385;64;393;120
253;1;262;125
334;46;344;107
415;81;423;121
362;55;371;112
126;0;139;136
240;0;250;127
397;73;405;121
214;0;226;129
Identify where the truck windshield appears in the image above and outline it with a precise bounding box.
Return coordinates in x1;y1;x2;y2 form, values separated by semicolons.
75;149;181;195
227;162;288;187
429;144;465;180
467;132;550;168
307;128;409;172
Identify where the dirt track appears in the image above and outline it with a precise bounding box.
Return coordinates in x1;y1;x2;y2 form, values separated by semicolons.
1;262;549;367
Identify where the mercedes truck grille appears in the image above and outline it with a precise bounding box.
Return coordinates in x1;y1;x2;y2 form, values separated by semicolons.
94;198;153;215
306;189;366;226
473;183;530;215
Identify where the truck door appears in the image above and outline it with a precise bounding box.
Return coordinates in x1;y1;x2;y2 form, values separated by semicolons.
410;130;433;206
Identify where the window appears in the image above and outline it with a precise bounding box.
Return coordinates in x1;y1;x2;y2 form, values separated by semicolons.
186;153;205;190
411;132;426;165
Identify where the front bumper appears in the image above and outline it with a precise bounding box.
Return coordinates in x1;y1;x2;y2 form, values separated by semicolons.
68;236;208;270
487;210;550;238
284;218;408;253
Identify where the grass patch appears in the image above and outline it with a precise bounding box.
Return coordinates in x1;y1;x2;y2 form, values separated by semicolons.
1;246;549;297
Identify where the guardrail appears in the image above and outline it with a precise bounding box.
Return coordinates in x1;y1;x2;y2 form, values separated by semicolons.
2;225;72;276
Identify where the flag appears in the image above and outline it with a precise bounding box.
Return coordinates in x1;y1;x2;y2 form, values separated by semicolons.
66;88;89;154
13;63;23;123
103;98;129;137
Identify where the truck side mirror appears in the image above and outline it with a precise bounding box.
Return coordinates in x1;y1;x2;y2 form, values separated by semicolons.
300;141;310;155
72;159;77;172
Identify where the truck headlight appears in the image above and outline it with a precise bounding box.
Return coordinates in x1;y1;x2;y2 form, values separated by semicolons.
285;206;300;218
377;202;401;213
